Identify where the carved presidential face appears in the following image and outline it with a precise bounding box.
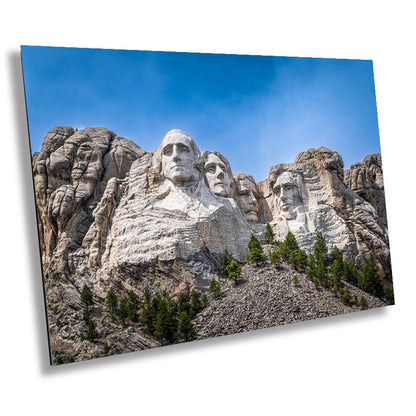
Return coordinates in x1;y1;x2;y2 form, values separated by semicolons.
204;153;232;197
161;131;200;183
236;176;259;223
273;172;299;220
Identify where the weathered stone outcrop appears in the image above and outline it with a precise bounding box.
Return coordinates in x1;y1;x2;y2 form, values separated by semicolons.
32;127;145;272
345;153;387;226
261;147;391;284
32;127;393;364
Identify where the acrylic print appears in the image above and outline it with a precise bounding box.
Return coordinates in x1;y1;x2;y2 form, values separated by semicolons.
21;46;394;365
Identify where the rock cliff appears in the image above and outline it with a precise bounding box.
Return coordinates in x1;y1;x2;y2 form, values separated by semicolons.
32;127;392;364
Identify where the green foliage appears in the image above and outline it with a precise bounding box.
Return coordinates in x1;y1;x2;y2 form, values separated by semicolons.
127;290;140;321
330;259;343;287
226;260;242;284
288;250;298;268
190;290;202;317
56;317;61;327
383;287;395;305
81;284;94;307
360;253;384;298
306;254;316;279
296;249;308;271
69;356;75;363
313;232;328;265
106;287;118;315
177;311;196;343
117;296;129;325
313;278;320;289
113;191;119;200
293;275;299;285
103;342;111;355
353;295;358;305
209;278;222;299
315;255;328;282
86;319;98;342
248;235;261;251
201;294;208;308
154;300;178;343
360;296;369;311
330;245;343;264
178;292;191;315
221;253;231;278
269;249;282;268
280;231;299;261
264;223;275;244
83;308;91;324
341;287;351;305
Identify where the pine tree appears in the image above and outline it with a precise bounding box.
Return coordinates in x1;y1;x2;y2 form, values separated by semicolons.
384;287;395;305
209;278;222;298
341;287;351;305
306;254;316;279
330;245;343;265
313;232;328;266
360;296;369;310
315;255;328;283
81;284;93;307
127;290;140;322
154;299;178;343
248;235;265;265
106;287;118;317
330;259;343;288
269;249;282;268
117;296;129;325
288;250;298;268
360;253;384;298
281;231;299;261
293;275;299;285
177;311;196;342
103;342;111;355
178;292;191;315
296;249;308;272
226;260;242;284
190;290;202;317
264;223;275;245
201;294;208;308
83;308;91;324
221;253;231;278
86;319;98;341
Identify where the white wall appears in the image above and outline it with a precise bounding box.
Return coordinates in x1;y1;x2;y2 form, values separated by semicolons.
1;2;415;415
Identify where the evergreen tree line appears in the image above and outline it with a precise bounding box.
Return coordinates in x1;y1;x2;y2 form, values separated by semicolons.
262;224;394;305
140;287;207;344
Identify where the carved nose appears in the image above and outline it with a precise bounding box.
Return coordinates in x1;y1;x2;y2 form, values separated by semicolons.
217;171;224;180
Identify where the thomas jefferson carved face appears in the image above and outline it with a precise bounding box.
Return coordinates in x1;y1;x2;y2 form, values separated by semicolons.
161;130;200;183
204;153;232;197
273;172;300;220
235;175;259;223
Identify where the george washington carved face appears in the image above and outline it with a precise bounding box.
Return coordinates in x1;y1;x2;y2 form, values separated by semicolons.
160;130;201;183
203;152;232;197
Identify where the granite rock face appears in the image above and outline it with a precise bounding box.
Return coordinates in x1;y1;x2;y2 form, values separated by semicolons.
32;127;145;273
260;147;391;283
32;127;392;364
344;153;387;226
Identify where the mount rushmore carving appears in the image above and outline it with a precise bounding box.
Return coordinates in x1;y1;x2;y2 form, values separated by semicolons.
32;126;392;305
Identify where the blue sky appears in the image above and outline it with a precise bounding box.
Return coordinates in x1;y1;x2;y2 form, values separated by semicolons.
21;46;381;183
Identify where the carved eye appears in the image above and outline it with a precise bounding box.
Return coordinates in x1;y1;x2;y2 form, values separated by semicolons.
274;187;280;195
163;147;172;156
206;166;215;173
180;145;189;153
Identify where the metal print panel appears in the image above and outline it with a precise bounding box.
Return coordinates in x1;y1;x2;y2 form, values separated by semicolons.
21;46;394;365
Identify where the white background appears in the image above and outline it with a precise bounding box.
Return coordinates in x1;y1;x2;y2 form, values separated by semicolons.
1;1;415;415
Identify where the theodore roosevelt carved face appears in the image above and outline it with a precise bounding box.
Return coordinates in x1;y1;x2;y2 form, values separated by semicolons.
160;130;201;183
203;151;232;197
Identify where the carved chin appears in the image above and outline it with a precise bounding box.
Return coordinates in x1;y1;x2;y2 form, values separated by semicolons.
282;210;297;220
245;211;258;223
213;185;230;197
